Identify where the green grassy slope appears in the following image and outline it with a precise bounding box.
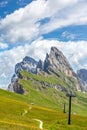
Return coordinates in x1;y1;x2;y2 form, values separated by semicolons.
20;70;78;91
0;89;87;130
19;71;87;115
0;70;87;130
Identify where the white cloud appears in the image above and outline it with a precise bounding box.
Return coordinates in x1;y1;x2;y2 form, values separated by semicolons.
62;31;75;40
0;0;87;88
0;42;8;49
1;73;6;78
40;0;87;34
0;0;87;43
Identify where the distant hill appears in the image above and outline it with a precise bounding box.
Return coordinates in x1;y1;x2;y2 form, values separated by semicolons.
77;69;87;91
8;47;82;94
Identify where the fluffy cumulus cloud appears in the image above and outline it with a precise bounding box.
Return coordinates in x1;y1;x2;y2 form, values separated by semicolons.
0;42;8;49
0;39;87;88
41;0;87;33
0;0;87;88
0;0;87;43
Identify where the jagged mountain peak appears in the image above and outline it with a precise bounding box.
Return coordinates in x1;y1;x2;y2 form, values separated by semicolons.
15;56;38;75
23;56;37;64
51;46;63;55
50;47;71;69
44;46;75;78
50;47;67;58
8;47;82;93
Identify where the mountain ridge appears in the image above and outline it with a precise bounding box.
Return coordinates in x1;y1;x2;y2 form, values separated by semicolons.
8;47;82;93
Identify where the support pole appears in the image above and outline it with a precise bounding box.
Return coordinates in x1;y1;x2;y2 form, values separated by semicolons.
63;103;66;113
66;92;76;125
68;96;72;125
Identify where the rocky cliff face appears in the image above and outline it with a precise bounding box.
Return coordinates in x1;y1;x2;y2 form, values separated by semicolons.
77;69;87;91
8;47;82;93
44;47;76;77
15;56;38;75
8;56;38;93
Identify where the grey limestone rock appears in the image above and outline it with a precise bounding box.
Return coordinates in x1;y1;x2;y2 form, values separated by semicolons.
77;69;87;91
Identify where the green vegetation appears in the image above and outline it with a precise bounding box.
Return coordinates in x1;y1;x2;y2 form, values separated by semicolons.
0;70;87;129
21;70;77;91
0;88;87;130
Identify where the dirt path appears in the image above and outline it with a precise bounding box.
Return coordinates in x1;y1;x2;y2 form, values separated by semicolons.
22;109;28;116
33;119;43;129
22;109;44;129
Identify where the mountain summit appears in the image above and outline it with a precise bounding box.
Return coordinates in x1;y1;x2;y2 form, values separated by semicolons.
15;56;38;75
8;47;82;93
43;47;76;77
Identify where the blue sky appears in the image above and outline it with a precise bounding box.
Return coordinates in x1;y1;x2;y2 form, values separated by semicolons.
0;0;87;89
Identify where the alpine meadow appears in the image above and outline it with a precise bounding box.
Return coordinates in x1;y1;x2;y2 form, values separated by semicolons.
0;0;87;130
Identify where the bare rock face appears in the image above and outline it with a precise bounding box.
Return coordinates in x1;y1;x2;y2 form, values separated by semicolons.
8;73;24;93
12;82;24;94
44;47;76;77
77;69;87;91
15;56;38;75
36;60;44;73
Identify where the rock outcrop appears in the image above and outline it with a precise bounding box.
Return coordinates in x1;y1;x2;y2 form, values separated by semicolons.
15;56;38;75
44;47;76;77
77;69;87;91
8;56;38;93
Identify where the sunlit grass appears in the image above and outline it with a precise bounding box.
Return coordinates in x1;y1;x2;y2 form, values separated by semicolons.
0;70;87;129
0;88;87;130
